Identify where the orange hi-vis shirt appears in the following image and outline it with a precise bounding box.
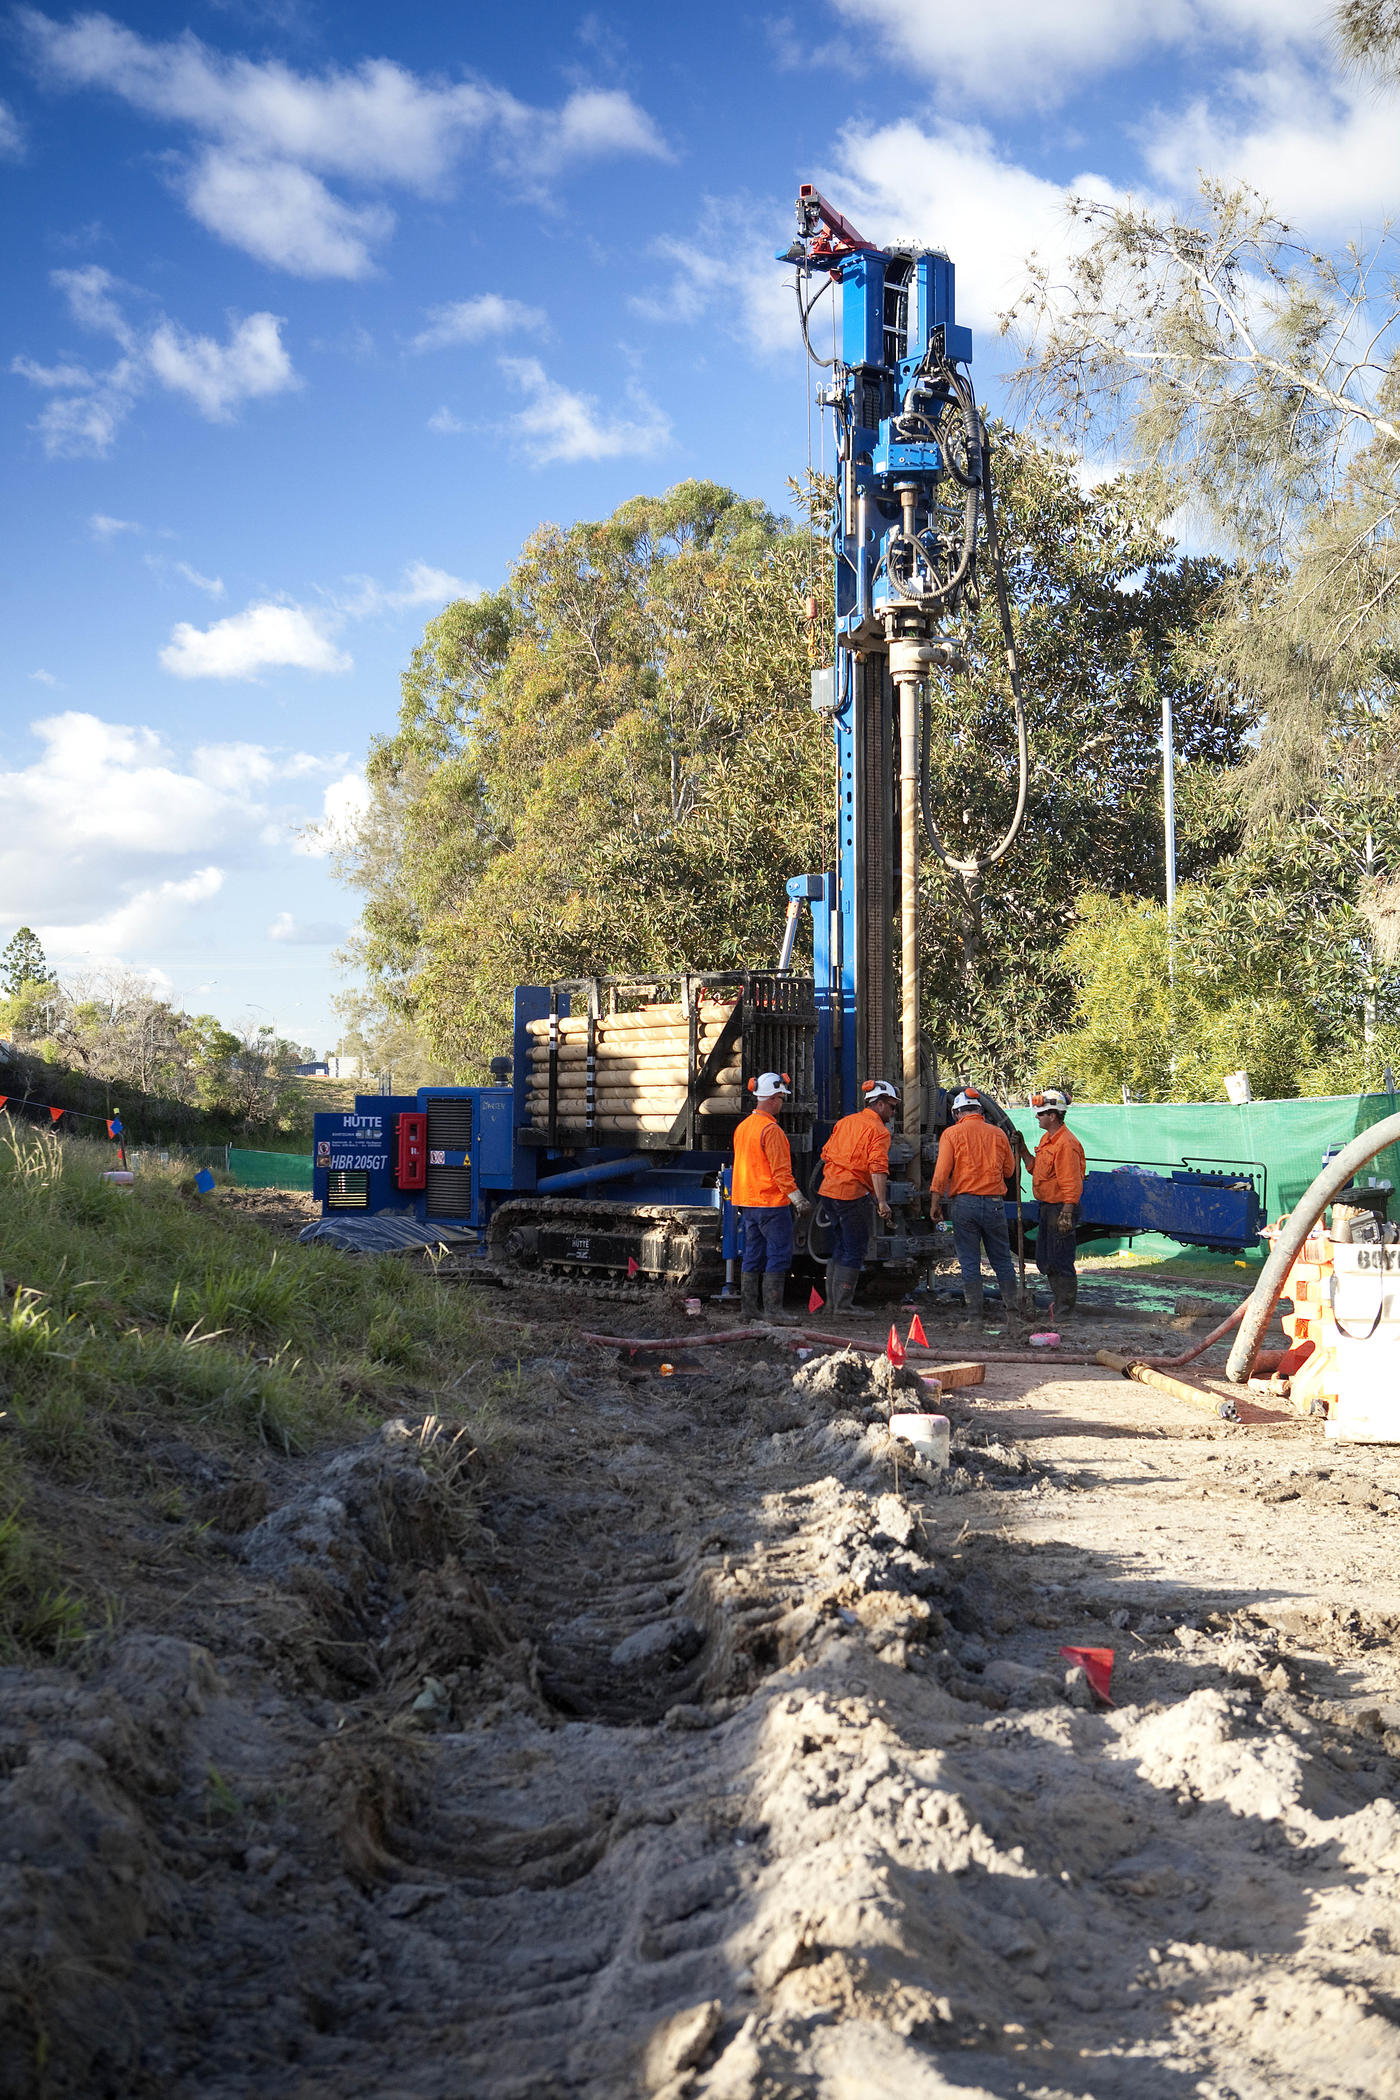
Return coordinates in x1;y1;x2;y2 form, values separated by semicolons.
819;1107;891;1201
1032;1121;1086;1204
731;1107;798;1207
930;1113;1014;1199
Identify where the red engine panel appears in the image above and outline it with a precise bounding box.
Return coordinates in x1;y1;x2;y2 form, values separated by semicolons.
395;1111;427;1189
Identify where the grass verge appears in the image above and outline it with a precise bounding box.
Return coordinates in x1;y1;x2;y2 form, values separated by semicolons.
0;1126;485;1658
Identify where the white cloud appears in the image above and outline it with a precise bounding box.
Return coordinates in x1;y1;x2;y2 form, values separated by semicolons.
1141;64;1400;232
501;355;671;466
427;406;465;434
332;559;476;618
13;265;299;457
531;87;670;171
295;771;372;857
146;309;298;418
268;909;343;944
635;197;811;359
183;149;395;279
0;98;25;158
160;600;351;679
89;511;141;538
30;669;59;686
823;0;1328;111
0;711;348;968
822;120;1127;336
174;561;224;597
409;293;546;352
44;867;225;958
22;11;669;276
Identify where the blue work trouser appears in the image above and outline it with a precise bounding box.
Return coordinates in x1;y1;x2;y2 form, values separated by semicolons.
825;1194;873;1271
741;1203;794;1274
949;1192;1021;1312
1035;1202;1079;1278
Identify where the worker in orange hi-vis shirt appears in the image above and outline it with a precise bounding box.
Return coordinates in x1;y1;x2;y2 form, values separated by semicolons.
1013;1086;1086;1327
929;1088;1027;1332
732;1072;810;1324
816;1079;899;1318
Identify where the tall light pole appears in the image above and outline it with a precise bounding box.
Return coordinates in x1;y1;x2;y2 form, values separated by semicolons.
1162;686;1177;990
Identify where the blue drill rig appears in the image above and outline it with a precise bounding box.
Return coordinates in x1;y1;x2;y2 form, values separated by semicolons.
310;188;1263;1283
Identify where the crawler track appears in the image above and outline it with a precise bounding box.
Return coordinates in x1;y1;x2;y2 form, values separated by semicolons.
483;1196;725;1298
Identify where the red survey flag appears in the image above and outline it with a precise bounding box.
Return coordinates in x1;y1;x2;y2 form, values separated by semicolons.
0;1097;7;1110
626;1256;640;1278
886;1325;906;1367
1059;1646;1115;1704
907;1313;928;1349
808;1285;824;1312
48;1106;64;1123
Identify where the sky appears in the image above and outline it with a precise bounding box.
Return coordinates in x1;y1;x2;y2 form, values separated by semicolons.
2;0;1398;1054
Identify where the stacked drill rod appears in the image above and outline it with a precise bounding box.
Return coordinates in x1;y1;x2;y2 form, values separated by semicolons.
523;1000;742;1135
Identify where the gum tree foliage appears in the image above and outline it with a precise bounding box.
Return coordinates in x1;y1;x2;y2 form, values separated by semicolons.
920;433;1243;1088
336;460;1239;1084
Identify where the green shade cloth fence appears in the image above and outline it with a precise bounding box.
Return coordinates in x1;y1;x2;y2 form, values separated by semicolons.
1002;1092;1400;1249
228;1147;315;1191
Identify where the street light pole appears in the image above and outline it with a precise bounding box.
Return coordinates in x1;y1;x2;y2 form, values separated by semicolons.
1162;685;1177;990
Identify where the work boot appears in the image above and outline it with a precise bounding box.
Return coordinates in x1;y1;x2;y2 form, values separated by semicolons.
1050;1274;1076;1327
740;1269;762;1321
828;1265;859;1318
959;1284;984;1330
761;1271;798;1325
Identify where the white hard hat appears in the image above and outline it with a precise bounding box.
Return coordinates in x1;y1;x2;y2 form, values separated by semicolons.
952;1088;984;1115
750;1071;792;1100
862;1079;899;1103
1030;1086;1070;1116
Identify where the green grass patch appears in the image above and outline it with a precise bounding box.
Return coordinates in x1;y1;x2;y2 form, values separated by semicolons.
0;1126;486;1656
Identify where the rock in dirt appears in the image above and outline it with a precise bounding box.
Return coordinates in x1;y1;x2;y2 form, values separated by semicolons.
610;1618;703;1669
643;1998;723;2089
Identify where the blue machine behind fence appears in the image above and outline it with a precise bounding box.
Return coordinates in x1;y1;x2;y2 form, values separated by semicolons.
311;185;1265;1278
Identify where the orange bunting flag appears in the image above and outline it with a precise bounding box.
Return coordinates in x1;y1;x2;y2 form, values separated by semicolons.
808;1285;824;1312
0;1097;7;1110
886;1325;906;1367
626;1256;640;1278
1059;1646;1115;1704
907;1313;928;1349
48;1106;64;1123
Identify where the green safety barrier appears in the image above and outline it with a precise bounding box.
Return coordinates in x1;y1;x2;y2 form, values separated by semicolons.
1002;1091;1400;1249
228;1147;315;1191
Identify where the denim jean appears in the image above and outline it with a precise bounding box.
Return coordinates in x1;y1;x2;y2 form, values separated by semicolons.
824;1194;873;1270
740;1203;794;1274
1035;1201;1079;1278
949;1192;1021;1312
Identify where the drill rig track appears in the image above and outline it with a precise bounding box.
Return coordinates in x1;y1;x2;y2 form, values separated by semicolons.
483;1197;725;1297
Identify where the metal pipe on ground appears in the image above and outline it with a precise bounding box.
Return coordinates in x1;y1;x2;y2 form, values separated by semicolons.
1225;1109;1400;1383
1097;1348;1239;1421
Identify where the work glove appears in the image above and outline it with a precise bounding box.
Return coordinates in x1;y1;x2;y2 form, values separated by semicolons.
787;1190;811;1215
1057;1203;1077;1235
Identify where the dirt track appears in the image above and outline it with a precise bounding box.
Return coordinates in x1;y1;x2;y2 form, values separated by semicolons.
8;1279;1400;2099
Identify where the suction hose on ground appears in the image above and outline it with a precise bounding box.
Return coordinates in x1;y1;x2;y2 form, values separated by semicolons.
1224;1110;1400;1384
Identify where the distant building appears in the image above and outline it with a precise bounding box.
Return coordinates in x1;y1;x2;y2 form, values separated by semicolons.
294;1053;362;1081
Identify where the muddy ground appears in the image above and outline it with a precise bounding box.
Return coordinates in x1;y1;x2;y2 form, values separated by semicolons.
7;1268;1400;2100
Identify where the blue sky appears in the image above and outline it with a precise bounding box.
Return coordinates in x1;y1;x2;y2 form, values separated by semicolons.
2;0;1396;1053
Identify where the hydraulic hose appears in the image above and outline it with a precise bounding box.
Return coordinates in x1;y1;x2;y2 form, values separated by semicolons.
1224;1110;1400;1382
917;414;1030;878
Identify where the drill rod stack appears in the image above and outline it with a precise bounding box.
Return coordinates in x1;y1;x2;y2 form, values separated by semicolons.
523;1001;742;1135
